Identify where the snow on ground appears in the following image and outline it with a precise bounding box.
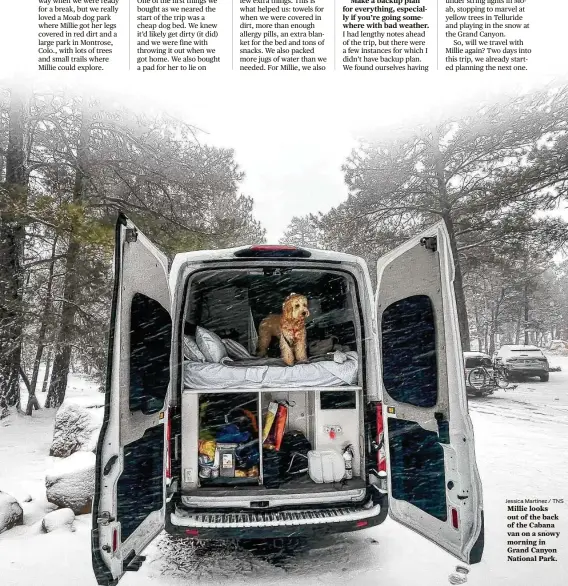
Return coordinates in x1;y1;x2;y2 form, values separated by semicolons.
1;361;567;586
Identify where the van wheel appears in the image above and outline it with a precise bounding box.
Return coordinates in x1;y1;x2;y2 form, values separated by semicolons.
540;373;549;382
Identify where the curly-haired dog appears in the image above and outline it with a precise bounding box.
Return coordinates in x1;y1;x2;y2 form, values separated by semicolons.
257;293;310;366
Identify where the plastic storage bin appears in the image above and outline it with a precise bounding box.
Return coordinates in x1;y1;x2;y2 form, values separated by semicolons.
307;450;345;483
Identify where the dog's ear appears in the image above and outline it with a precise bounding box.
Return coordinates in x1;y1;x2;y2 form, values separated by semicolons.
283;293;296;307
282;296;294;320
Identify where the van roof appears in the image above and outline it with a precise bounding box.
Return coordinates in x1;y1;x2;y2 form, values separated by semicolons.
172;245;365;265
170;246;370;292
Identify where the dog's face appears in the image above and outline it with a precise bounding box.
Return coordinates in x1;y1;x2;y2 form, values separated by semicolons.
282;293;310;321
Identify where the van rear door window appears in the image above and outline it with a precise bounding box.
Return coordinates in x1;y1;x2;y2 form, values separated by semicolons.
320;390;356;410
381;294;437;408
186;269;358;358
129;293;172;414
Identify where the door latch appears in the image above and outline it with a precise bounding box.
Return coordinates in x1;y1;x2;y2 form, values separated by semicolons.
97;511;115;526
420;236;437;252
103;454;118;476
435;412;450;444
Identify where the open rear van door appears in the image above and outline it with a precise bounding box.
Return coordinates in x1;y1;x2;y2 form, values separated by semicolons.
92;214;172;585
375;221;484;564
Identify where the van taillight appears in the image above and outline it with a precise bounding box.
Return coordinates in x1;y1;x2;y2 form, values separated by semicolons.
166;412;171;479
451;508;459;529
376;403;386;472
250;245;297;252
112;528;118;552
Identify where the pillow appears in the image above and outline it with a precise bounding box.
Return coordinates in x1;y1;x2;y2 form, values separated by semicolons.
183;336;206;362
196;326;227;363
222;338;252;360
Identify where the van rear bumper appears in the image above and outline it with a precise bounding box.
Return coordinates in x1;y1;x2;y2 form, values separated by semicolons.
165;493;388;540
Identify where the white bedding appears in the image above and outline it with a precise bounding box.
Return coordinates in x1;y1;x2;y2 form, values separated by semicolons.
184;351;358;389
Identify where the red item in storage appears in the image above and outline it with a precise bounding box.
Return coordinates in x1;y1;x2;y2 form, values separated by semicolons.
273;404;288;450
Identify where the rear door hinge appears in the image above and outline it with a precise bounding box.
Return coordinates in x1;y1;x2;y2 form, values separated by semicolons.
435;412;450;444
97;511;115;526
124;552;146;572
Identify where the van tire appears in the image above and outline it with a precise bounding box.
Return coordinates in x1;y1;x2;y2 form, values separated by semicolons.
540;373;549;382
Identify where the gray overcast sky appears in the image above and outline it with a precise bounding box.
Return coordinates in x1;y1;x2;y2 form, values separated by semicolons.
71;73;562;242
2;0;567;241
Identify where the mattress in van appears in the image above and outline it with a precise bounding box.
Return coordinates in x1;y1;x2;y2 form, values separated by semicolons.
184;351;358;389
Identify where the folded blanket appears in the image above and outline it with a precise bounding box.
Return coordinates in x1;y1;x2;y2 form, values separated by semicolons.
184;351;359;389
219;354;337;368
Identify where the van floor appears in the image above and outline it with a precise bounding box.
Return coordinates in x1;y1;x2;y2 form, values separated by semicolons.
184;476;366;497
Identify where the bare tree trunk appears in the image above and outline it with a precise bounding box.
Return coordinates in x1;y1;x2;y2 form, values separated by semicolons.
46;104;90;409
27;236;59;413
21;366;39;415
473;303;483;352
41;347;53;393
0;88;27;417
45;228;81;409
515;306;522;345
442;213;471;351
430;129;471;351
523;281;530;346
488;312;496;356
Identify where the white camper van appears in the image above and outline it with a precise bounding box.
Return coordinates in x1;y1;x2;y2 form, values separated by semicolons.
92;214;484;585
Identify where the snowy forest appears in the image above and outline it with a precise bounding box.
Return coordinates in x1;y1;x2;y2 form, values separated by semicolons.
281;85;568;358
0;84;266;417
2;82;568;417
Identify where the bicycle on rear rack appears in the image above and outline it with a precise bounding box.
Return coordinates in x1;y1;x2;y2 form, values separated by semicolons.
467;364;518;393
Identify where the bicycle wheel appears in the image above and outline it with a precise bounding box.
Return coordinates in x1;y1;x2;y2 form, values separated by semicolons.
468;367;488;390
